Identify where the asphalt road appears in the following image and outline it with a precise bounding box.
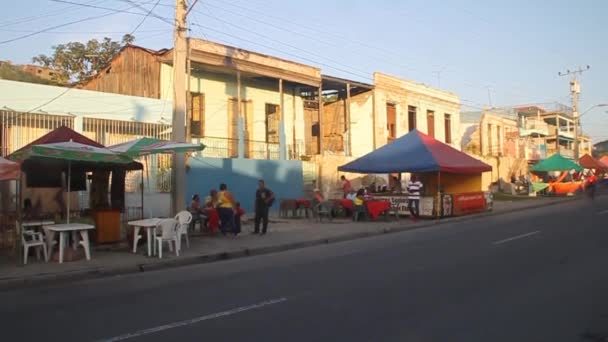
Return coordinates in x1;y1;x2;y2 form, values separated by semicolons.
2;196;608;342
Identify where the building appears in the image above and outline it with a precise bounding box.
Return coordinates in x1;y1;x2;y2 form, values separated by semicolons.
461;110;519;158
78;40;460;195
461;103;592;161
0;60;62;83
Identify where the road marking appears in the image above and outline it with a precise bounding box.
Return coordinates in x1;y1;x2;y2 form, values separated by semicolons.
99;297;288;341
493;231;540;245
597;210;608;215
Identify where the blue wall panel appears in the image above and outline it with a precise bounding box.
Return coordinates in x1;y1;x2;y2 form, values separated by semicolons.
186;158;304;214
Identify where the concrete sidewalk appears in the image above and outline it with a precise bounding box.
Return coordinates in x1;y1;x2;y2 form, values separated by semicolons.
0;196;575;289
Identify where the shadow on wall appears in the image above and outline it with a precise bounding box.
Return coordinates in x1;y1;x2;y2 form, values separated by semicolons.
186;157;304;214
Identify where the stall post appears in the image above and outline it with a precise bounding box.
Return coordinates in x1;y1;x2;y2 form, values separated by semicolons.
436;172;441;219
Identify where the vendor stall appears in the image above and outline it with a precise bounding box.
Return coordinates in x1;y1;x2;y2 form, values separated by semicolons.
530;153;584;195
338;130;492;218
8;127;143;261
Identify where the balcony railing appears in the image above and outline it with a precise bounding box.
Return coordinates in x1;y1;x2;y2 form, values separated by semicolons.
199;136;303;160
519;119;549;136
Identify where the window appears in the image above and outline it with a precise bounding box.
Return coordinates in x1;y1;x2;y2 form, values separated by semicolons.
386;103;397;141
426;110;435;138
265;104;280;144
444;113;452;144
189;93;204;138
408;106;417;131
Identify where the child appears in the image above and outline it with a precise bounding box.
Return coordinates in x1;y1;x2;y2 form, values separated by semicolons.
234;202;245;236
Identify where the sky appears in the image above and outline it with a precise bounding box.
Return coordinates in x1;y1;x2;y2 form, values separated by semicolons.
1;0;607;142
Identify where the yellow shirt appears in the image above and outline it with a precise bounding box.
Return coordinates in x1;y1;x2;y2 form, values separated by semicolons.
354;197;364;206
218;190;234;208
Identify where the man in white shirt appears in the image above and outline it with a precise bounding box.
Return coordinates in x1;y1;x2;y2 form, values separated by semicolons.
407;175;423;220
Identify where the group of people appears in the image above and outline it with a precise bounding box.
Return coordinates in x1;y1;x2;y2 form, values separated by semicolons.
189;179;275;236
340;174;424;220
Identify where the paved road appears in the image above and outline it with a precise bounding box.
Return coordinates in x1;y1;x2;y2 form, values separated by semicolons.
2;196;608;342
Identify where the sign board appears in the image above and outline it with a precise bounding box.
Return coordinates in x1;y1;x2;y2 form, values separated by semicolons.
374;195;408;214
373;195;435;217
452;192;486;216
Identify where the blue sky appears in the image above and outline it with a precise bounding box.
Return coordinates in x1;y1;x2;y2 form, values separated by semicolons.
2;0;607;141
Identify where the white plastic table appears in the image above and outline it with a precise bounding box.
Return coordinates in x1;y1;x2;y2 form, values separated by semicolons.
44;223;95;264
127;218;162;257
22;220;55;228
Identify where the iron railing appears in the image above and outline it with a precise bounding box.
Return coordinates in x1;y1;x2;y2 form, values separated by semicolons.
0;110;75;157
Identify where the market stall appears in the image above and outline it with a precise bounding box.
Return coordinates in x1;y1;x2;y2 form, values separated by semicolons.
579;154;608;174
9;127;143;250
530;153;584;195
338;130;492;218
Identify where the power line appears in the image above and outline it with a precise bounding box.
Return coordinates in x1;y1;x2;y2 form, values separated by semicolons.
197;4;373;81
129;0;163;35
115;0;174;25
190;23;373;82
0;1;150;45
50;0;174;25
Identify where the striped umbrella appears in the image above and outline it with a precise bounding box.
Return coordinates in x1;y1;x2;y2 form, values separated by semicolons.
107;137;205;157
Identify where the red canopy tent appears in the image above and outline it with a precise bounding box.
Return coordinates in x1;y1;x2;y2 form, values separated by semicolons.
600;156;608;168
579;154;608;171
0;157;19;181
11;126;104;156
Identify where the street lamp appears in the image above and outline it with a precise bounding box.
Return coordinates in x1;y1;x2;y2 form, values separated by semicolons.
575;104;608;159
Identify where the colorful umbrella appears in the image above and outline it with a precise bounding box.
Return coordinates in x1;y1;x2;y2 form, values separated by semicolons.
107;137;205;157
10;140;133;164
9;140;134;223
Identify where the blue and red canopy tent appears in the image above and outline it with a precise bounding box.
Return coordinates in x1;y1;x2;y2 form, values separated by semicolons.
339;129;491;174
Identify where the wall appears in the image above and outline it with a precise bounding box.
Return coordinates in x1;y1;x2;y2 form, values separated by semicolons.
468;155;529;191
125;192;171;218
185;157;304;214
81;46;163;98
373;72;461;150
347;91;375;157
160;64;306;151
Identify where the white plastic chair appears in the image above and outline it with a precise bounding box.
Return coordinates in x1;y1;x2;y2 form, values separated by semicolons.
155;218;180;259
19;222;48;265
174;211;192;249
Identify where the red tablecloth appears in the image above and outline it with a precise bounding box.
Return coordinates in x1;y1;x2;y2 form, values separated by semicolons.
334;199;353;210
366;200;390;219
295;198;311;208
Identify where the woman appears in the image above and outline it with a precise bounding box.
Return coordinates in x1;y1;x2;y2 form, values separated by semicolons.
217;183;236;236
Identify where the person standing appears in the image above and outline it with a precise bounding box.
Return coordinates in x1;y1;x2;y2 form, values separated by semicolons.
340;175;353;198
254;179;274;235
407;175;423;220
217;183;236;236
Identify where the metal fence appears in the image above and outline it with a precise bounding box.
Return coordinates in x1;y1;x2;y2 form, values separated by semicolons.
200;136;304;161
82;118;172;193
0;110;75;157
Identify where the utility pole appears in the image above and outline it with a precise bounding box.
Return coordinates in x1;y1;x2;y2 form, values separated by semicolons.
559;65;590;160
171;0;188;215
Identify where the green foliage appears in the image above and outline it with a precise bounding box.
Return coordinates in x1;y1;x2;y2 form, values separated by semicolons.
0;62;56;85
32;34;135;83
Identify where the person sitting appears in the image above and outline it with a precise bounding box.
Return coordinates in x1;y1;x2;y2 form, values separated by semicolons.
189;195;204;230
202;190;219;234
313;188;324;204
204;189;219;208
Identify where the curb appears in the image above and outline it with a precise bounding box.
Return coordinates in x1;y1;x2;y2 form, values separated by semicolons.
0;196;580;291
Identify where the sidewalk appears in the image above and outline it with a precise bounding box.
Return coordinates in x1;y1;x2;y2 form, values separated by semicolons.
0;196;575;289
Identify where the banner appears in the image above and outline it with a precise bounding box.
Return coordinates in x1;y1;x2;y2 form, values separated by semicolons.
452;192;486;216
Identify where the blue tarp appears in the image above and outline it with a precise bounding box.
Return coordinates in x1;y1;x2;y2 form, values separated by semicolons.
338;130;492;174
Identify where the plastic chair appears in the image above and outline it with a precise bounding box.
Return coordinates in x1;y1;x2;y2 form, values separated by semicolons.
174;211;192;249
19;222;48;265
155;218;180;259
315;201;334;222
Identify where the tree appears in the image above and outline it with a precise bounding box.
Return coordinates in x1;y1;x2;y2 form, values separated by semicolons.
32;34;135;83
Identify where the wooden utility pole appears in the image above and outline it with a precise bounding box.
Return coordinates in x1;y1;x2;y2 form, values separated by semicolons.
171;0;188;215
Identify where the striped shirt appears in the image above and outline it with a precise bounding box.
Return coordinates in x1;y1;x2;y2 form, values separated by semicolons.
407;181;423;200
